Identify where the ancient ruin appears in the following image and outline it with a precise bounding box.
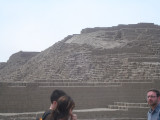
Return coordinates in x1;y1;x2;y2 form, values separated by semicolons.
0;23;160;120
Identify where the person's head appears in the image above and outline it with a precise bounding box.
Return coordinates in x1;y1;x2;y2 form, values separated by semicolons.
147;89;160;109
50;89;66;110
50;89;66;103
52;95;75;120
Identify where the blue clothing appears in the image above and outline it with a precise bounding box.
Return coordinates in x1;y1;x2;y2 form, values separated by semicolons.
148;103;160;120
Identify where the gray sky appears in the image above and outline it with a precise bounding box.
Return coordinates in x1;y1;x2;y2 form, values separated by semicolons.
0;0;160;62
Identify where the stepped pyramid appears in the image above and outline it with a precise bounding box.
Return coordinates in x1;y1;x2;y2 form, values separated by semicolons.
0;23;160;84
0;23;160;120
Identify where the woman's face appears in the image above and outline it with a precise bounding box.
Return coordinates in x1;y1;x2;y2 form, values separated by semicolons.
69;108;73;115
69;104;75;115
69;110;77;120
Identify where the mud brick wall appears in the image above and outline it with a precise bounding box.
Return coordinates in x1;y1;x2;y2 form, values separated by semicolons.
0;80;159;113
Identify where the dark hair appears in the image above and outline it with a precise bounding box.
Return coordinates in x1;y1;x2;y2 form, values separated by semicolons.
50;89;66;103
51;95;75;120
147;89;160;97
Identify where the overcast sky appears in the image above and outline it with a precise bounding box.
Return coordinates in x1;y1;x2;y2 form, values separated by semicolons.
0;0;160;62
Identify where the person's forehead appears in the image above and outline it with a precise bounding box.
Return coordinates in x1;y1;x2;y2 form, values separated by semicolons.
147;91;156;95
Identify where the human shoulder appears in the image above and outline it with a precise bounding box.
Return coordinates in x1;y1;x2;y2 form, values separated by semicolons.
157;104;160;110
43;113;52;120
42;109;53;120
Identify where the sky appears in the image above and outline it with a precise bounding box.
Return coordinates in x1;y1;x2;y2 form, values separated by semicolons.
0;0;160;62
